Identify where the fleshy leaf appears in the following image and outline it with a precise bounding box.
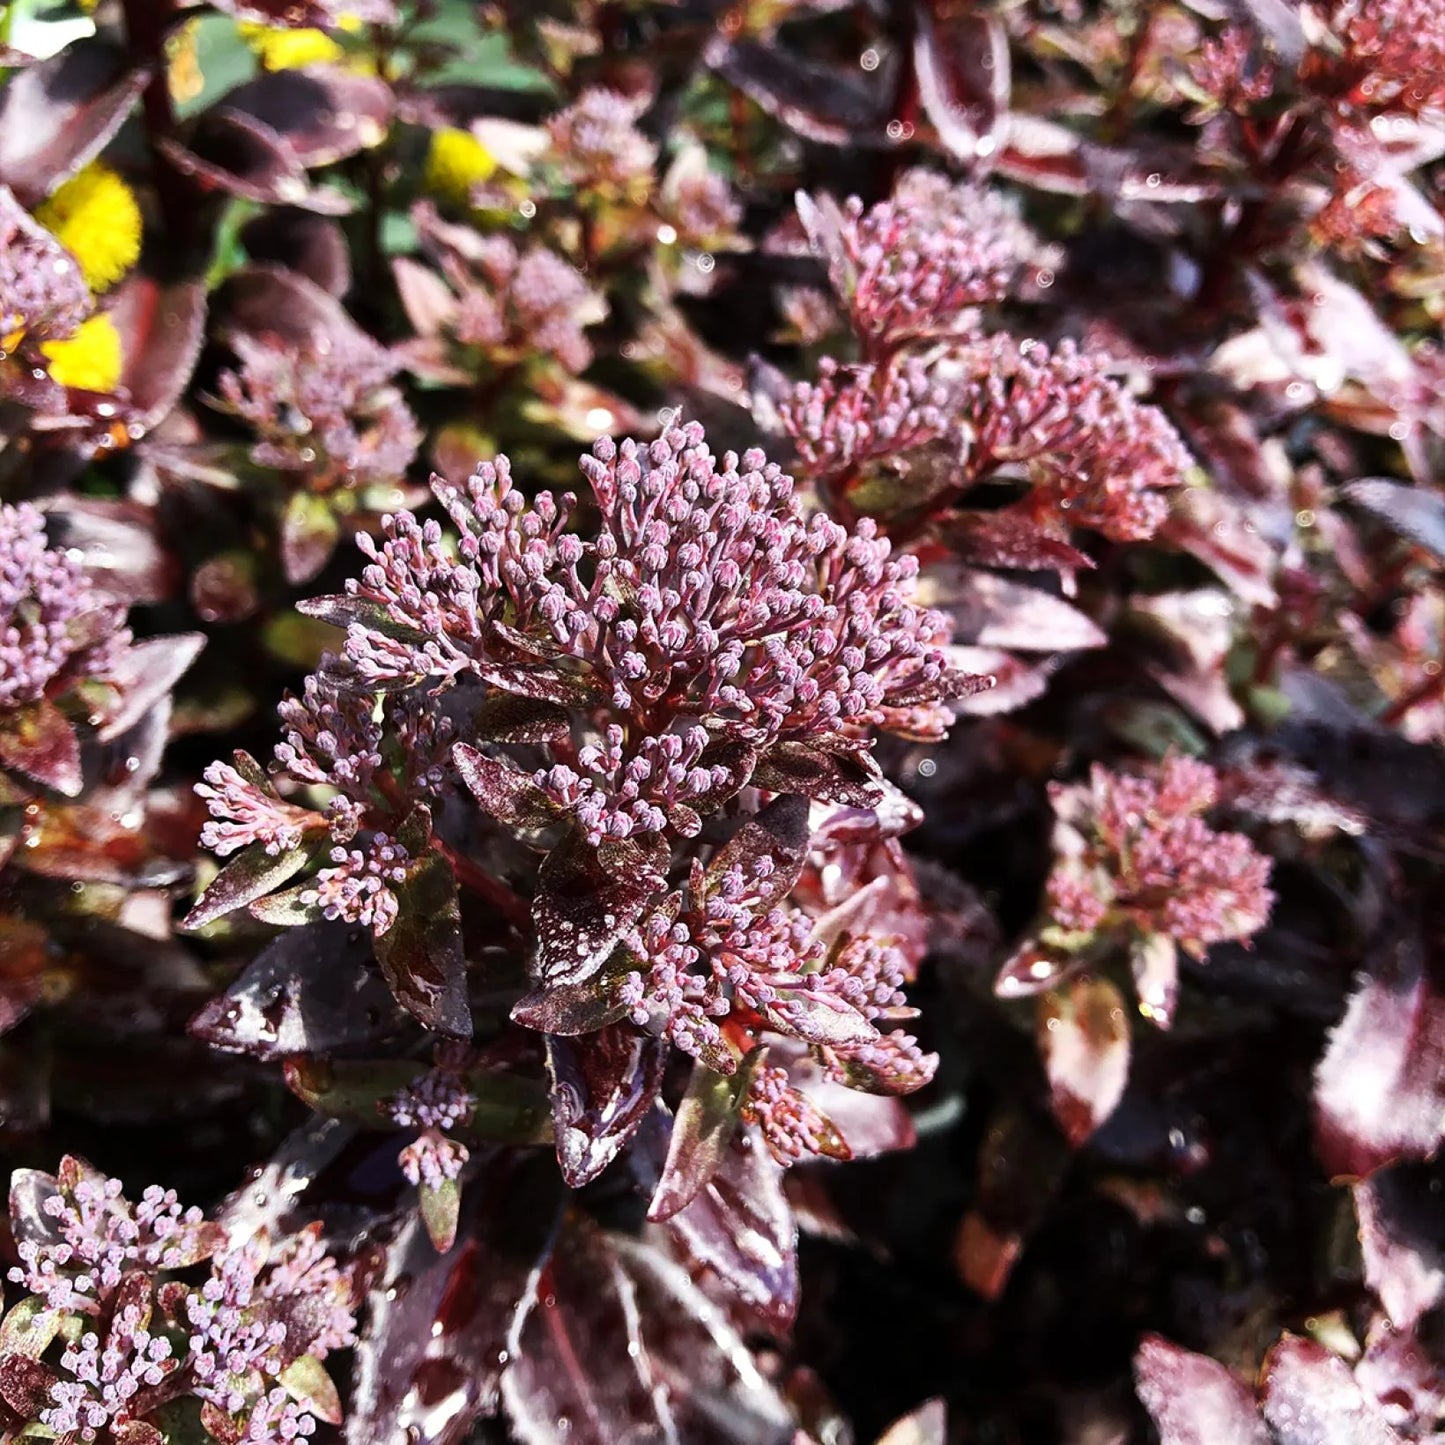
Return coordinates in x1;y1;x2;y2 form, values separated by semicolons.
704;793;812;911
454;743;560;832
912;1;1010;165
1039;976;1131;1148
182;837;321;931
531;830;666;988
1261;1335;1402;1445
546;1025;668;1188
648;1051;766;1222
419;1178;462;1255
280;492;341;586
1355;1162;1445;1331
1134;1334;1269;1445
373;850;471;1038
279;1353;343;1426
0;697;81;797
1344;478;1445;562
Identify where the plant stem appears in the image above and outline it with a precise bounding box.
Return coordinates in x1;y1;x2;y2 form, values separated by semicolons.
119;0;190;253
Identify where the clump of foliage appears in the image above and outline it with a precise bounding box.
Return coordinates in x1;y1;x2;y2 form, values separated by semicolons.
1;0;1444;1441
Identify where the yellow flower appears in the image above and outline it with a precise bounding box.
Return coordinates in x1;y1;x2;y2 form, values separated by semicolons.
34;164;143;294
239;16;363;72
423;127;498;208
42;314;123;393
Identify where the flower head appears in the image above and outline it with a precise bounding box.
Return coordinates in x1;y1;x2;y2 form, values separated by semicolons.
34;163;143;293
0;184;90;345
0;502;128;714
547;88;657;197
40;312;124;392
423;126;498;208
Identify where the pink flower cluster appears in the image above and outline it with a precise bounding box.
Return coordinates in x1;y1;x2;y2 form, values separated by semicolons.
0;184;88;346
337;422;977;844
385;1055;476;1187
0;502;128;712
822;170;1032;356
212;328;420;491
1045;755;1275;959
547;88;658;194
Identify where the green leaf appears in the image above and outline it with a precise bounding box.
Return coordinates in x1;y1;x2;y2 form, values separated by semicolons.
182;837;321;931
0;1298;59;1359
279;1353;342;1426
647;1049;766;1222
419;1177;462;1254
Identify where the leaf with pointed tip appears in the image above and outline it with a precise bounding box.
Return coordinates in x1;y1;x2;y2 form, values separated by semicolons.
648;1051;766;1222
704;793;811;910
1134;1335;1269;1445
502;1215;793;1445
546;1025;668;1188
0;1298;59;1360
531;831;666;988
295;593;431;645
1355;1162;1445;1331
373;853;471;1037
453;743;559;831
1345;478;1445;562
189;920;402;1060
469;694;571;746
0;41;148;203
242;209;351;296
280;491;341;586
0;1352;56;1415
418;1178;462;1255
877;1400;948;1445
183;837;322;931
511;977;632;1036
96;634;206;742
1262;1335;1402;1445
919;564;1106;652
913;2;1009;166
1039;977;1131;1148
662;1139;798;1331
752;741;882;807
0;697;81;797
216;69;392;168
760;985;878;1050
1314;933;1445;1182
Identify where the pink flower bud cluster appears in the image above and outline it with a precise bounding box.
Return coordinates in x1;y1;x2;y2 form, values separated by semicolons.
546;88;658;194
300;832;410;934
197;758;317;857
335;423;974;844
780;355;956;484
450;235;598;373
1045;755;1275;958
212;329;420;491
385;1059;476;1187
0;184;89;345
742;1064;840;1165
827;170;1033;354
40;1297;176;1442
1185;26;1277;116
615;855;936;1128
0;501;128;712
9;1168;208;1314
950;336;1192;541
1325;0;1445;117
661;162;742;245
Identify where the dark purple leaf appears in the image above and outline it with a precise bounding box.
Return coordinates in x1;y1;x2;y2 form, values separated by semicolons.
96;634;205;742
1344;478;1445;562
188;920;403;1060
921;565;1106;652
1261;1336;1403;1445
706;38;895;147
501;1217;793;1445
752;741;883;807
373;852;471;1037
160;110;349;215
0;1353;57;1416
469;694;571;746
1355;1163;1445;1331
912;2;1010;166
648;1051;766;1222
546;1025;668;1188
531;831;666;988
0;40;147;203
511;976;632;1036
108;274;208;436
705;793;812;910
0;697;81;797
296;592;431;644
1314;933;1445;1182
217;69;392;167
661;1138;798;1331
1038;976;1131;1148
453;743;560;831
1134;1335;1269;1445
240;209;352;296
877;1400;948;1445
182;838;320;931
348;1157;561;1445
37;499;178;606
945;509;1095;578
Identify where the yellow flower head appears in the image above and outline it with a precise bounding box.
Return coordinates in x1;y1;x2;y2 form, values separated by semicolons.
423;127;499;209
42;314;123;394
239;16;362;72
34;164;143;294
